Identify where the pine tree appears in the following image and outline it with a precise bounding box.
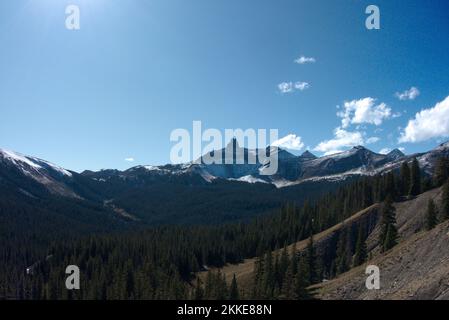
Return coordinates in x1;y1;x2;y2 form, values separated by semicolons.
442;181;449;221
383;224;398;252
426;199;438;230
384;172;397;200
281;257;295;299
433;157;449;187
229;274;239;300
353;225;367;267
279;246;289;289
400;161;411;196
194;277;204;300
380;196;398;252
262;251;274;299
409;158;421;197
252;255;264;299
304;236;318;284
335;228;350;274
294;260;311;300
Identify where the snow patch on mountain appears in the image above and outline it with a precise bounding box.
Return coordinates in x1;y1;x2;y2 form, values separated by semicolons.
0;149;72;177
229;175;268;184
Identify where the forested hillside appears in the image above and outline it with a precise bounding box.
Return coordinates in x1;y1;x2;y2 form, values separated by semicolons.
3;156;447;299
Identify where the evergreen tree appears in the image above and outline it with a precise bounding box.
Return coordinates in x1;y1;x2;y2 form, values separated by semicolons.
433;157;449;187
294;259;311;300
252;256;264;299
353;225;367;267
383;224;398;252
335;228;351;274
400;161;411;196
426;199;437;230
280;256;295;299
194;277;204;300
380;196;398;252
409;158;421;197
262;251;274;299
279;245;289;287
229;274;239;300
442;181;449;222
384;172;397;200
304;236;318;284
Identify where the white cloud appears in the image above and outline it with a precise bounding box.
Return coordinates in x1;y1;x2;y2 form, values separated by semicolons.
272;134;305;150
278;81;310;93
313;127;364;155
366;136;380;144
294;82;310;91
379;148;391;155
399;95;449;143
294;56;316;64
125;157;135;162
338;97;392;128
395;87;420;101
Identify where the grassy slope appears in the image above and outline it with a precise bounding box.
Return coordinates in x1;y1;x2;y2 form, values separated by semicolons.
199;203;380;290
199;187;449;300
315;187;449;300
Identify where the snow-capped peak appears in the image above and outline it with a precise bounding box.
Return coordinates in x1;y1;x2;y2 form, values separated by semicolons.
0;149;42;169
386;148;405;160
0;148;72;177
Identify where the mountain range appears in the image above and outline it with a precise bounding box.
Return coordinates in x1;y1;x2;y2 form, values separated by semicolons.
1;140;449;225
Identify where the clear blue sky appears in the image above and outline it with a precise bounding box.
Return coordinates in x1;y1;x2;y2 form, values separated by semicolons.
1;0;449;172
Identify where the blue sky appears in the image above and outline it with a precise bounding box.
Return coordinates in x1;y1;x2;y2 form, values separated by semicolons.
0;0;449;172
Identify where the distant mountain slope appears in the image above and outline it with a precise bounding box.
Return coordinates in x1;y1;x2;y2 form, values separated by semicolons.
1;141;448;225
82;141;449;188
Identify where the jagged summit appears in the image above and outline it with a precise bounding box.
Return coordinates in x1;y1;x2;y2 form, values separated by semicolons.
387;148;405;160
351;145;368;151
300;150;317;160
3;140;449;191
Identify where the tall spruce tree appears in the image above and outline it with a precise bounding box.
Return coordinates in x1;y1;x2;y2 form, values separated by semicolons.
433;157;449;187
380;196;398;252
400;161;411;196
442;181;449;221
335;228;351;274
409;158;421;197
426;199;437;230
353;225;367;267
194;277;204;300
385;172;397;200
304;236;318;285
229;274;239;300
294;259;311;300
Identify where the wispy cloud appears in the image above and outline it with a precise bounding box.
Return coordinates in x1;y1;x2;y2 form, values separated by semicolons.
399;95;449;143
272;134;305;150
313;127;364;155
125;157;135;162
379;148;391;155
294;56;316;64
278;81;310;93
366;136;380;144
338;97;392;128
395;86;420;101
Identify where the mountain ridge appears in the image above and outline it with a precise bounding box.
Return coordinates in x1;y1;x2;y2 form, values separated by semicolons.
2;141;449;196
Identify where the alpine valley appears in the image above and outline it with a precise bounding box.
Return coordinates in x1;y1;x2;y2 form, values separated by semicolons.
1;140;449;300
